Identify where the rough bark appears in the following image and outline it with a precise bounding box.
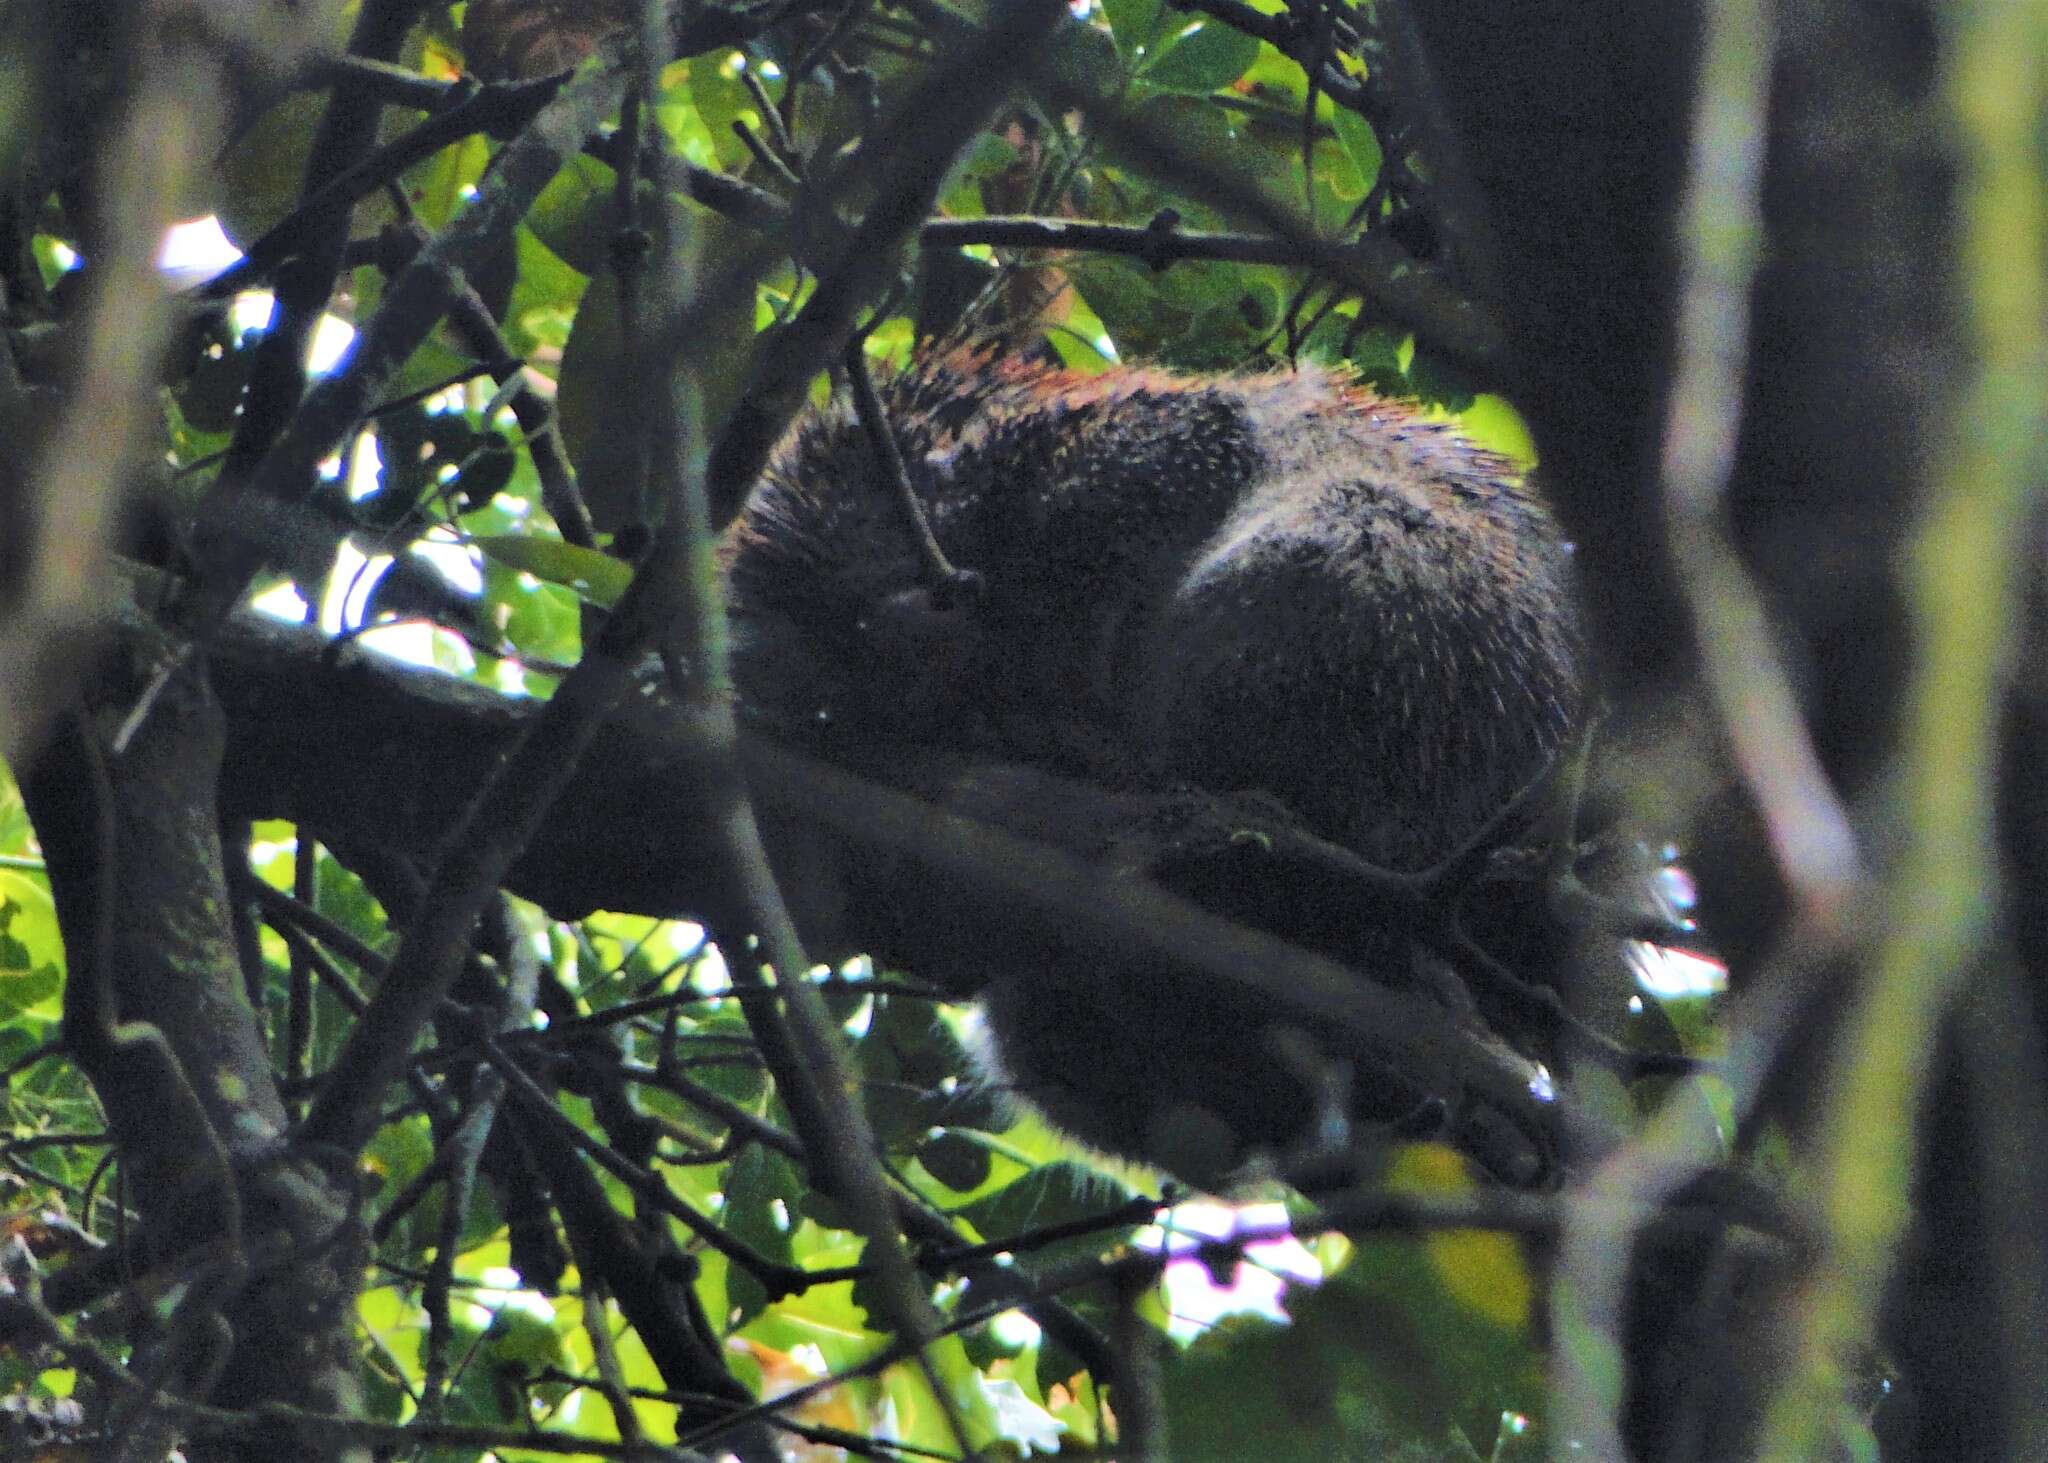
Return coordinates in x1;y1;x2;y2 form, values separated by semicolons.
203;609;1575;1182
21;648;368;1463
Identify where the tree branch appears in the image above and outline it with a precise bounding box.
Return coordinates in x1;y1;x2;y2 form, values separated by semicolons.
702;0;1076;526
187;54;634;627
202;608;1575;1177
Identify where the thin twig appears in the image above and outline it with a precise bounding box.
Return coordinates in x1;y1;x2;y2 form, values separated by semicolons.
844;331;965;591
187;55;630;640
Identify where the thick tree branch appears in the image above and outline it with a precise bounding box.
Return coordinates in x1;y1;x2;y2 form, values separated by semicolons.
201;609;1573;1178
294;642;636;1154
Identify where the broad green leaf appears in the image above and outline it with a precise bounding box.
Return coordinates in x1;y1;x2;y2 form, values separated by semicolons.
311;849;391;957
686;51;769;172
0;769;32;851
399;129;491;234
1331;105;1384;197
1144;20;1262;95
1039;18;1127;106
880;1336;1007;1454
554;270;647;532
917;1130;994;1194
211;92;334;246
1114;92;1245;195
1407;346;1480;412
1327;1147;1546;1444
741;1263;874;1374
1071;256;1185;358
472;535;631;607
1150;257;1249;312
0;961;59;1021
653;66;723;173
687;207;776;443
364;1116;438;1238
958;1161;1145;1273
481;1303;566;1374
478;559;583;665
722;1144;802;1271
1101;0;1168;62
525;153;618;277
503;225;589;361
1456;393;1539;469
1161;1249;1543;1463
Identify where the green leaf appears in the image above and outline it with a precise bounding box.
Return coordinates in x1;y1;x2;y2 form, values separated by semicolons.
503;226;589;361
1100;0;1168;62
1115;91;1244;192
1454;393;1540;469
879;1336;1007;1453
1144;20;1262;95
862;1078;941;1150
0;961;60;1022
1331;106;1384;197
524;153;617;277
210;92;333;246
1071;256;1191;360
1163;1249;1543;1461
687;207;775;443
1407;347;1479;412
957;1162;1143;1272
399;129;491;235
476;559;582;664
472;535;631;607
653;66;723;173
1150;257;1247;311
0;764;31;851
553;272;650;533
722;1144;802;1275
740;1260;874;1373
0;877;58;972
310;850;392;961
685;50;768;172
481;1301;566;1374
684;1002;771;1108
1039;18;1127;106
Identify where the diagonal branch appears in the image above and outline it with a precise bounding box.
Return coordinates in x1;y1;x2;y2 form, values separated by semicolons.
200;606;1577;1175
701;0;1079;526
186;54;634;628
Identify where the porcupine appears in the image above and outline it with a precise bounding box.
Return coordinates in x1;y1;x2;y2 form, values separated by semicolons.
726;350;1584;1184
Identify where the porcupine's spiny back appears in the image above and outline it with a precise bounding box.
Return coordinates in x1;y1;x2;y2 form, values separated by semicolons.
727;351;1271;761
724;349;1586;1184
1128;369;1582;868
728;350;1582;870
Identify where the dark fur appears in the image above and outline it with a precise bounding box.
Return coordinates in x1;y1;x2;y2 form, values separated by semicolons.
727;351;1584;1182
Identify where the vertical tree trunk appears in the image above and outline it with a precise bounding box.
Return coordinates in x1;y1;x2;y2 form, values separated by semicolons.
24;654;370;1463
1397;1;1973;1454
